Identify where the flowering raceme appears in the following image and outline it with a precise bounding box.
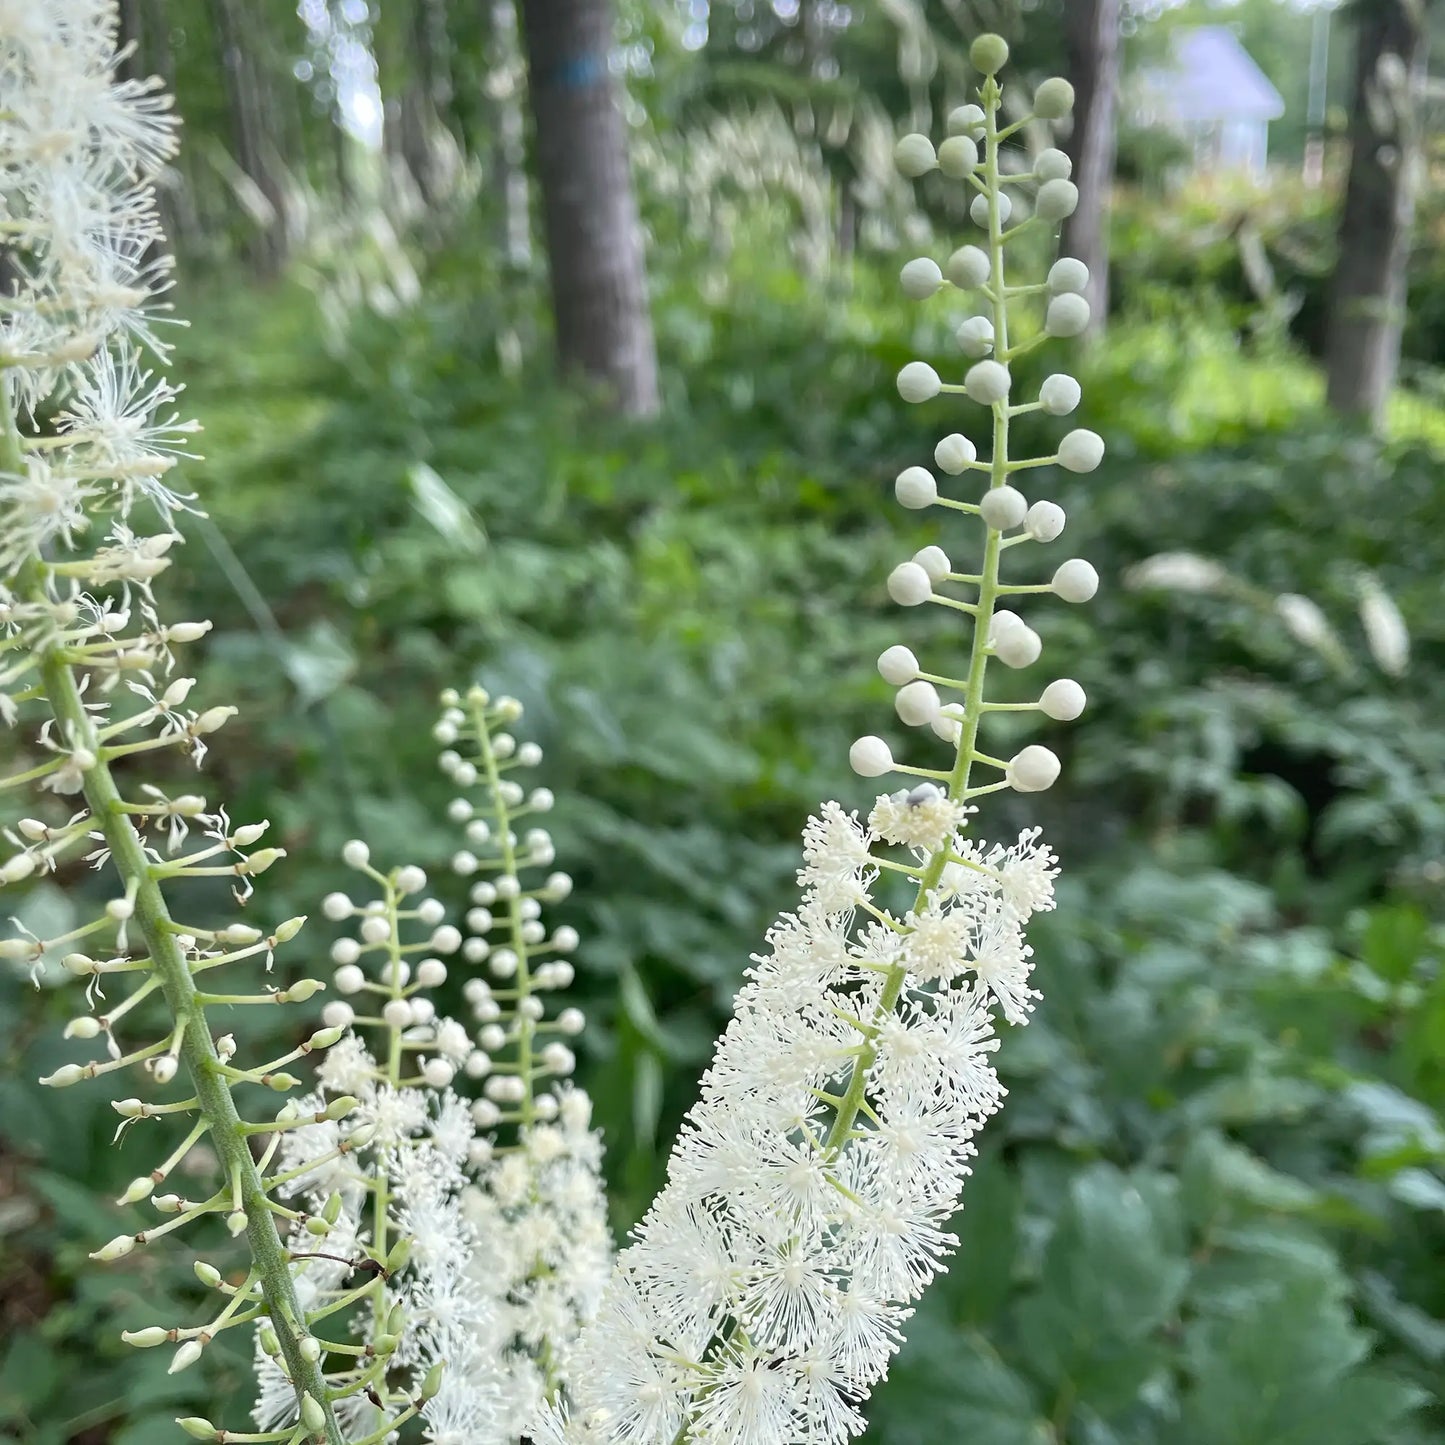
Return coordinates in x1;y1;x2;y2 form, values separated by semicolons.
0;3;356;1441
536;34;1099;1445
275;688;612;1442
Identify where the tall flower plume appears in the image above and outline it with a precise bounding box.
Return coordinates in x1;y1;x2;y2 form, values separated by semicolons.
534;35;1098;1445
0;5;355;1441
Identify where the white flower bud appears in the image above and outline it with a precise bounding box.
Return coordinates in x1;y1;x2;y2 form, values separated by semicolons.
118;1176;154;1205
888;561;934;606
17;819;47;840
332;965;364;999
1046;293;1091;338
422;1057;455;1089
970;192;1012;227
1040;679;1087;721
913;545;951;583
900;257;943;299
494;873;521;900
1035;179;1079;222
410;996;435;1024
1276;593;1334;651
541;1042;575;1076
1037;147;1072;181
1048;258;1090;295
1053;558;1099;603
416;898;445;927
433;719;458;745
331;937;361;966
995;625;1042;669
122;1327;171;1348
553;924;580;953
989;608;1024;642
546;872;573;900
1033;76;1075;119
192;706;235;735
446;797;473;822
1;853;36;883
471;880;498;905
1026;500;1067;542
94;1234;137;1261
1359;574;1409;676
965;359;1011;405
430;925;462;955
341;839;370;869
360;915;391;945
417;958;447;988
946;244;990;290
64;1016;101;1039
894;466;937;509
451;850;478;875
877;645;919;685
383;999;413;1029
895;680;942;727
979;486;1027;531
894;133;937;177
937;133;979;178
168;1340;204;1374
453;761;479;787
955;315;994;357
849;736;894;778
395;865;427;896
934;433;978;474
1127;553;1228;593
493;732;517;759
1058;428;1105;473
1008;744;1061;793
322;1001;355;1030
321;891;352;921
948;103;985;137
558;1007;586;1035
521;919;546;945
897;361;941;403
152;1054;178;1084
529;787;555;812
1039;373;1082;415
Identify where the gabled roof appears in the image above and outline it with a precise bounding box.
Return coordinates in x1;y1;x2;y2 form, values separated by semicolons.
1139;26;1285;123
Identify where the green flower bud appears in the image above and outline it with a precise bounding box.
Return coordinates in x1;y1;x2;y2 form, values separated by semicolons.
177;1418;219;1440
948;103;985;138
969;33;1009;74
1035;178;1079;223
301;1394;327;1433
937;134;978;178
420;1360;446;1401
946;244;990;290
1037;147;1072;181
1033;77;1075;119
894;132;937;178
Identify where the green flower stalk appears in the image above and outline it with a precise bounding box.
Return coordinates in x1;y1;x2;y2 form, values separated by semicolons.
532;36;1099;1445
0;6;348;1441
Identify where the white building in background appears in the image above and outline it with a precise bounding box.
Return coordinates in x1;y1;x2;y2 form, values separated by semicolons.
1136;26;1285;180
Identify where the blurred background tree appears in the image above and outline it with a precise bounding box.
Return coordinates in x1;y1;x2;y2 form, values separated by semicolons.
2;2;1444;1443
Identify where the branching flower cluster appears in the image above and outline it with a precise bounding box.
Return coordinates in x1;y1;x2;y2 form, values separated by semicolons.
0;6;352;1442
534;35;1099;1445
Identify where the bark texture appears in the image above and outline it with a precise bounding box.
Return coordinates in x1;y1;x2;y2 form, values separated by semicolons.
1059;0;1121;333
518;0;660;416
1325;0;1430;426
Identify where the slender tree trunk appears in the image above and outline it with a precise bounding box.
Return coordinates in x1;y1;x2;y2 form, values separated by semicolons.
1059;0;1120;333
210;0;288;275
518;0;660;417
490;0;532;268
1325;0;1430;426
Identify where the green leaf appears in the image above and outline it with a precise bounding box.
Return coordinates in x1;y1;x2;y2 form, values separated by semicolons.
1012;1165;1188;1414
1180;1274;1425;1445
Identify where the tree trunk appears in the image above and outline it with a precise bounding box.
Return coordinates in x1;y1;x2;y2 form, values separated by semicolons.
210;0;289;276
517;0;660;417
490;0;532;269
1059;0;1120;333
1324;0;1430;426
